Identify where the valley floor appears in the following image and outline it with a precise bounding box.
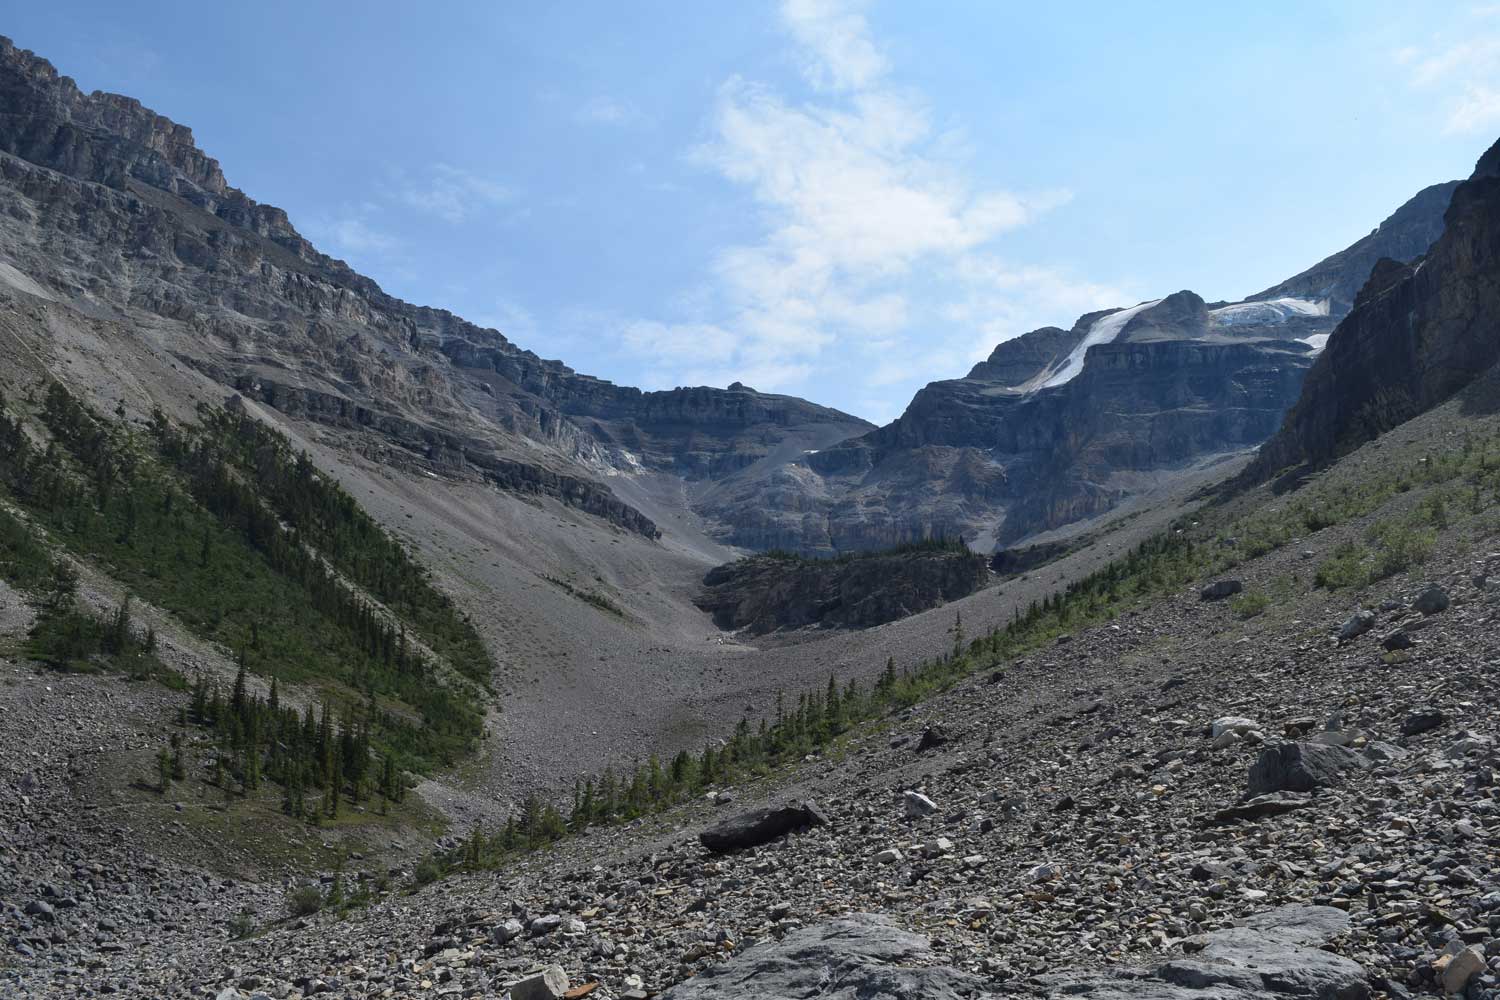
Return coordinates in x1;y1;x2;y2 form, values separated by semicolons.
5;391;1500;999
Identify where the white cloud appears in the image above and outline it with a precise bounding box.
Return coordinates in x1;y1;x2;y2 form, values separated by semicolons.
306;214;400;256
577;96;646;127
1396;19;1500;134
1447;84;1500;134
399;164;514;224
612;0;1093;408
780;0;888;91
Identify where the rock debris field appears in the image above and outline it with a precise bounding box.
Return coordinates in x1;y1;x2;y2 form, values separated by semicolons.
5;536;1500;1000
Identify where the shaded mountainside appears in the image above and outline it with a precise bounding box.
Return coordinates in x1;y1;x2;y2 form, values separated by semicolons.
705;183;1460;555
695;543;989;635
1250;139;1500;481
0;35;870;541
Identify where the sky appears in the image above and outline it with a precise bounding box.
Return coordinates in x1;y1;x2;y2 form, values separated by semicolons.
7;2;1500;423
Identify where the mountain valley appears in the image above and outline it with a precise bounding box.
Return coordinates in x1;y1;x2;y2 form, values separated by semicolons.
1;30;1500;1000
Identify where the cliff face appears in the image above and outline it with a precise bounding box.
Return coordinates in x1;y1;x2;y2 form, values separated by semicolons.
694;547;990;635
1251;140;1500;479
707;179;1461;553
0;36;869;540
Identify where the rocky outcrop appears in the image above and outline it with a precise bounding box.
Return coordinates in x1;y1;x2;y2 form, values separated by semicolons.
659;914;993;999
1250;139;1500;480
1054;906;1369;1000
698;800;829;853
695;546;990;634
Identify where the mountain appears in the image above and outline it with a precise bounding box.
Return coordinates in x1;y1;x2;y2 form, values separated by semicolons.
0;35;871;542
1249;139;1500;479
714;183;1460;554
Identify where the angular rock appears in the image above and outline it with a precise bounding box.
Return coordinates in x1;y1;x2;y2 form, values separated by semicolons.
903;791;937;818
511;966;570;1000
1051;906;1368;1000
1441;945;1486;994
916;725;951;753
1400;707;1446;737
1200;580;1243;601
1338;611;1375;641
1247;742;1370;797
698;800;829;853
1413;583;1450;615
1212;793;1312;824
1381;630;1414;651
658;913;989;999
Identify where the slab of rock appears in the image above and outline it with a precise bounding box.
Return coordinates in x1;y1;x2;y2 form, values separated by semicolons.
1247;742;1370;797
511;966;570;1000
1049;905;1368;1000
658;913;991;999
698;800;829;853
1212;792;1312;824
903;791;937;818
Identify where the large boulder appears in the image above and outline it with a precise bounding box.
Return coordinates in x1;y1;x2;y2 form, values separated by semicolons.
1247;742;1370;797
659;913;992;999
1200;580;1243;601
698;800;829;853
1049;905;1368;1000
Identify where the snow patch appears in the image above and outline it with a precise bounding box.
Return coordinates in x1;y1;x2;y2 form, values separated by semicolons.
1299;333;1330;353
1210;297;1328;327
1040;299;1163;389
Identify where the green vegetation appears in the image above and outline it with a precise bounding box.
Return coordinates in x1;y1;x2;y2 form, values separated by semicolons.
1230;590;1270;619
543;574;625;617
422;425;1500;881
0;384;494;793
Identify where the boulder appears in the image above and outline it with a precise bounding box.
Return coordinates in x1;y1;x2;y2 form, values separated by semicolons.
1210;717;1258;739
511;966;570;1000
1441;945;1486;994
1247;742;1370;797
903;791;937;818
1381;630;1414;651
1338;610;1375;641
1050;905;1368;1000
658;913;988;999
1400;707;1446;737
916;725;951;752
699;800;829;853
1413;583;1450;615
1200;580;1243;601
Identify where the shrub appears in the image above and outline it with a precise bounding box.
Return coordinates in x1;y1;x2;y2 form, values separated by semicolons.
413;855;444;886
286;885;324;917
1366;521;1435;580
1230;591;1270;619
1315;542;1369;590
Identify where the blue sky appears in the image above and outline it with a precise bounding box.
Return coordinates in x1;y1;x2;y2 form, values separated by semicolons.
8;2;1500;422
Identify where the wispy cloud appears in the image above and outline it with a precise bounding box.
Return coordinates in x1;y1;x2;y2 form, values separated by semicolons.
1394;16;1500;134
616;0;1101;413
306;211;400;256
576;96;647;127
399;164;514;224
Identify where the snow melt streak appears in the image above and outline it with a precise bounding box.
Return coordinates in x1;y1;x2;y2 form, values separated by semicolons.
1041;299;1164;389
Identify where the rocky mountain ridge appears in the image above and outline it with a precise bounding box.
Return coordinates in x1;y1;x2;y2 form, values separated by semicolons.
0;35;870;542
703;183;1461;554
1251;139;1500;480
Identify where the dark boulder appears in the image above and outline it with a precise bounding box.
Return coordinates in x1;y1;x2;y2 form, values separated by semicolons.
1401;707;1446;737
916;725;952;752
699;800;829;853
1200;580;1243;601
1247;742;1370;797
